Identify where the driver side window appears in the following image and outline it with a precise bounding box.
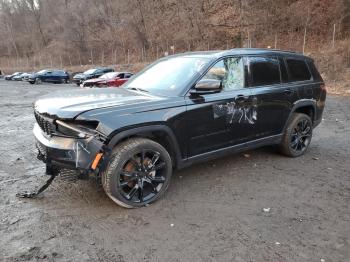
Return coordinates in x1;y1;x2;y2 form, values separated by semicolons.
202;57;244;91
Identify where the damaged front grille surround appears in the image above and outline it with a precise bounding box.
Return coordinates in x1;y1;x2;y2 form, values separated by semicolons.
34;111;107;143
34;111;56;136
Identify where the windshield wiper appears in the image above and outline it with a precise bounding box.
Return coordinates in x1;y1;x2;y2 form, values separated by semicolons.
126;87;149;93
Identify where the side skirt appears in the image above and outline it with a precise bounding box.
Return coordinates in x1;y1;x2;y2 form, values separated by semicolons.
177;134;283;169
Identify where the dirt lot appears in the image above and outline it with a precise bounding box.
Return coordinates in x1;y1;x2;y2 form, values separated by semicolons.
0;80;349;262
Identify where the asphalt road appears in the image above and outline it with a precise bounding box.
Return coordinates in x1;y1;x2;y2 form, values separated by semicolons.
0;80;349;262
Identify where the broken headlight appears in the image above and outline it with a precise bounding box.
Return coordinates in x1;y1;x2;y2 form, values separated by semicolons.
55;120;99;138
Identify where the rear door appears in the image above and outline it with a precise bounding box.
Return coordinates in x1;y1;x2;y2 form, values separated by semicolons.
51;71;60;82
246;56;296;138
42;71;53;82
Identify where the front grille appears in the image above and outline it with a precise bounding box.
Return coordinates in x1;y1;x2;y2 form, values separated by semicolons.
34;111;56;135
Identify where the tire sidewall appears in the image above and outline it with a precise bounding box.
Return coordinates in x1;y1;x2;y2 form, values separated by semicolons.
285;114;313;157
102;139;172;208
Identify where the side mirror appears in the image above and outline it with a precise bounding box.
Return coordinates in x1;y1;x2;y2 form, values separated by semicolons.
190;79;222;95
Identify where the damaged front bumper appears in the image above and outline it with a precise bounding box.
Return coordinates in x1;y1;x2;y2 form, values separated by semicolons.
33;123;104;174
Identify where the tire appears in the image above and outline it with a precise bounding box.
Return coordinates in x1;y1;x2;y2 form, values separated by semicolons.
35;78;42;84
279;113;313;157
29;81;35;84
101;138;172;208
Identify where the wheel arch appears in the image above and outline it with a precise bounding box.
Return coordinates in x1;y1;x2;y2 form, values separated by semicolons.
106;125;182;169
283;99;316;132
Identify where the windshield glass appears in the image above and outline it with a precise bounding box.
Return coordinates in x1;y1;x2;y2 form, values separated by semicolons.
84;69;97;75
123;56;211;96
37;70;47;74
99;72;117;79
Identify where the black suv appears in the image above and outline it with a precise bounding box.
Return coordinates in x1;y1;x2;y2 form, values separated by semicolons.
72;68;114;86
32;49;326;208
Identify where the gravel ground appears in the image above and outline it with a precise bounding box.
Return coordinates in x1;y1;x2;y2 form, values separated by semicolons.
0;80;349;262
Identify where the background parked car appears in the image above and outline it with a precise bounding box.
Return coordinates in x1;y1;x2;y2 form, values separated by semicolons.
21;72;33;81
12;73;25;81
28;69;70;84
12;72;31;81
72;68;114;86
81;72;133;88
4;72;22;80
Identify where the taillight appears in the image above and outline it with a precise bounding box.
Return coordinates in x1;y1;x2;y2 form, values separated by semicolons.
320;84;326;91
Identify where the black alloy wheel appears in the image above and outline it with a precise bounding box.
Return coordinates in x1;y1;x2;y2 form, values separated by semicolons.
279;113;313;157
102;138;172;208
118;150;167;203
290;118;312;153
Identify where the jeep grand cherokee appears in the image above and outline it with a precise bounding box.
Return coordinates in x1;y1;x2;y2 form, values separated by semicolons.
32;49;326;208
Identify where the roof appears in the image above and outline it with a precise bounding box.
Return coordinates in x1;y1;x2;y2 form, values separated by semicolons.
176;48;311;60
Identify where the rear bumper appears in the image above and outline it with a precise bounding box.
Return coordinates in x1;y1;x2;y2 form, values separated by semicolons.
33;123;103;172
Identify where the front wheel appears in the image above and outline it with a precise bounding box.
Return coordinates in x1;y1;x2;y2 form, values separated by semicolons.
101;138;172;208
279;113;313;157
35;78;42;84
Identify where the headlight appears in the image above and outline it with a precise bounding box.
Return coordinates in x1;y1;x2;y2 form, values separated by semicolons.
56;120;99;138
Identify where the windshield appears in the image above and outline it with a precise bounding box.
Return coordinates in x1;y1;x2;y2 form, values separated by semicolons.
123;56;211;96
84;69;97;75
99;72;117;79
36;70;47;74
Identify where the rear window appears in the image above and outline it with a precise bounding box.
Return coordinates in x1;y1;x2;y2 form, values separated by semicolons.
286;59;312;82
248;57;280;87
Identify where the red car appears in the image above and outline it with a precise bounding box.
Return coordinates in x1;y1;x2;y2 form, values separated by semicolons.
81;72;133;88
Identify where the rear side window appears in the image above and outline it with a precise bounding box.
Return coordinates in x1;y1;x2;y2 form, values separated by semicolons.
248;57;280;87
286;59;312;81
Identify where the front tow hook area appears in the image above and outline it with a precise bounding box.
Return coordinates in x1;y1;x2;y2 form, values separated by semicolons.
16;166;59;198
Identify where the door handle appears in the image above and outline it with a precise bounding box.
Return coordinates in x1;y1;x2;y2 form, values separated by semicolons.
284;88;293;95
235;95;249;102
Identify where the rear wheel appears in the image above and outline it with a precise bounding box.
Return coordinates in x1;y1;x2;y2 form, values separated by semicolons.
101;138;172;208
279;113;312;157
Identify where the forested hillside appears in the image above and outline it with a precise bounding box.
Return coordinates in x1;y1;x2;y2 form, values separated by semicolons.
0;0;349;90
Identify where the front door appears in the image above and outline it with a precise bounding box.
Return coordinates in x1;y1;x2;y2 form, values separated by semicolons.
185;57;255;157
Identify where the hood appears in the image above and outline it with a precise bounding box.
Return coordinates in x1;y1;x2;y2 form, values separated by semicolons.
73;73;86;80
84;78;105;83
34;88;163;119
